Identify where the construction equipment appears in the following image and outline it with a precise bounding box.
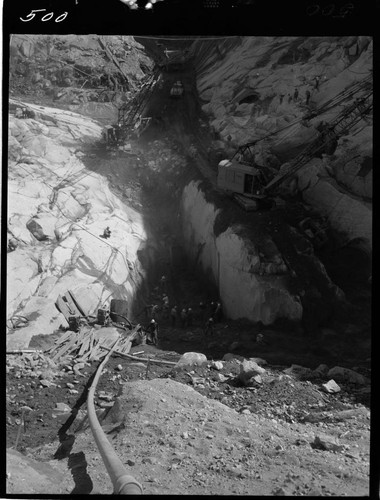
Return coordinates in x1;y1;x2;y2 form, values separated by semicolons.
117;71;160;138
170;80;184;97
159;49;190;72
217;89;373;211
101;124;121;148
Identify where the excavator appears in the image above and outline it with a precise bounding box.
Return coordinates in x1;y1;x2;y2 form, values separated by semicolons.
217;87;372;213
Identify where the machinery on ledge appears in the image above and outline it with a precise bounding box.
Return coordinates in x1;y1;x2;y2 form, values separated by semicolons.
170;80;184;98
217;91;373;212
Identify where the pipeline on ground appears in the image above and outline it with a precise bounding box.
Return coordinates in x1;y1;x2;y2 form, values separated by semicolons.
87;338;143;495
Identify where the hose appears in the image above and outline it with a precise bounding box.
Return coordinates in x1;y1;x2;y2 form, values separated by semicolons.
87;339;143;494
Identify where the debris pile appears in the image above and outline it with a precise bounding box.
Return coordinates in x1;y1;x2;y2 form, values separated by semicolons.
53;291;155;363
45;326;138;363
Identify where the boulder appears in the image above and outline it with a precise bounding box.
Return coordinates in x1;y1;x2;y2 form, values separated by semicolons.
321;379;341;394
26;218;49;241
237;359;266;386
211;361;224;370
175;352;208;369
313;435;344;452
327;366;369;385
51;402;72;418
283;364;313;379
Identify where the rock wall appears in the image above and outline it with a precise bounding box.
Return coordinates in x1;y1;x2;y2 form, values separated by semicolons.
190;36;372;250
7;102;150;349
181;181;302;324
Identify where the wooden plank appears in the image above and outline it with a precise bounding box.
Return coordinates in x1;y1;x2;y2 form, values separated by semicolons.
7;349;42;354
67;290;87;317
51;333;79;361
88;341;100;360
62;292;82;318
78;335;91;357
53;329;72;346
78;328;93;355
55;295;74;322
122;341;132;354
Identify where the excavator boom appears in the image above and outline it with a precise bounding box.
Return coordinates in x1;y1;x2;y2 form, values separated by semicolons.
263;92;372;194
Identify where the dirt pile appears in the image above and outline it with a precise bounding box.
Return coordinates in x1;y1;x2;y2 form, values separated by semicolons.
6;369;370;495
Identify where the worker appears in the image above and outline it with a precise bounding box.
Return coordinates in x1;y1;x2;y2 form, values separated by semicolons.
314;76;320;90
279;94;284;104
162;301;169;319
151;304;160;320
209;301;217;318
101;226;111;239
293;88;299;101
204;317;214;337
288;94;293;104
256;333;264;344
170;305;177;327
199;301;206;322
160;275;167;293
162;295;169;319
180;308;188;328
213;302;223;323
15;107;23;119
187;308;193;327
305;89;311;106
114;124;122;143
146;319;159;345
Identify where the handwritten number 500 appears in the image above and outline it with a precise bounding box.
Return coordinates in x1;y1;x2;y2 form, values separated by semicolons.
20;9;68;22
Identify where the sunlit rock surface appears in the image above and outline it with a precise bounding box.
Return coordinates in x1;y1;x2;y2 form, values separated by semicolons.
191;36;372;249
7;101;148;349
181;181;302;324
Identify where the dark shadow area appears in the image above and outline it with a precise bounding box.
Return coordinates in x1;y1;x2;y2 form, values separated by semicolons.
68;451;93;494
54;367;97;460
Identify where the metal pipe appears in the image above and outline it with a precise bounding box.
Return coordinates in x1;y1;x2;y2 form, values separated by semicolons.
87;339;143;494
99;345;177;365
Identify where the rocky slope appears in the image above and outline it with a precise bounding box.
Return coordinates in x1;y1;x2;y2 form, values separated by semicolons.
7;101;151;349
10;34;154;123
190;37;372;246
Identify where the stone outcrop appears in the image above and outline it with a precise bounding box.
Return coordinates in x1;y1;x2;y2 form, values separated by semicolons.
181;181;303;324
190;36;372;252
7;102;149;350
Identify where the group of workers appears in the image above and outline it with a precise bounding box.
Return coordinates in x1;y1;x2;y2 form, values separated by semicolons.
140;274;225;347
15;107;36;119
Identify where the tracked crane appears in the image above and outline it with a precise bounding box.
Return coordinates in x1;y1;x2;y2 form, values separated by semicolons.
217;83;372;211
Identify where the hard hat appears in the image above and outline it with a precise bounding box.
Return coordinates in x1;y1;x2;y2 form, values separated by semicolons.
151;319;155;323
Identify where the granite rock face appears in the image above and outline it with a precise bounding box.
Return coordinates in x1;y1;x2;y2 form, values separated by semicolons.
190;36;372;250
7;102;149;350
